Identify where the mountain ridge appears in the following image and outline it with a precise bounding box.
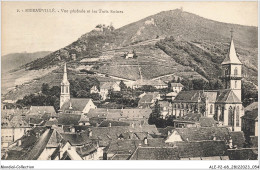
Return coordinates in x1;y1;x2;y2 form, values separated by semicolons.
2;9;258;100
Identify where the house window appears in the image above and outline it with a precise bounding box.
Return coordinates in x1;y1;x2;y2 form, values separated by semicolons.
236;106;240;126
210;105;213;114
225;68;229;75
228;106;234;126
234;67;238;75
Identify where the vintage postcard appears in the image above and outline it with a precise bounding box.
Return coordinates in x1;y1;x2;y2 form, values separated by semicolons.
1;1;259;169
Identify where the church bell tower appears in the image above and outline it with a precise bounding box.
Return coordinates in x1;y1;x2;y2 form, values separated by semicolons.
221;29;242;101
60;63;70;108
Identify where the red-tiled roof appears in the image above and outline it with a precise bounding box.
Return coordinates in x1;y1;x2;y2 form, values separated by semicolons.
227;148;258;160
129;147;179;160
173;90;201;102
229;131;245;148
10;115;30;127
199;117;217;127
100;82;119;90
99;120;130;127
76;144;97;157
242;109;258;120
175;140;227;158
171;83;184;87
174;127;230;142
29;106;56;115
245;102;258;111
61;131;91;146
57;114;81;125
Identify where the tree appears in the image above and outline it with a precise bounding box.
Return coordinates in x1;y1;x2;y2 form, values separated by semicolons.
76;90;89;98
119;80;127;92
137;85;157;92
177;77;181;83
41;83;50;95
213;80;224;90
152;100;161;118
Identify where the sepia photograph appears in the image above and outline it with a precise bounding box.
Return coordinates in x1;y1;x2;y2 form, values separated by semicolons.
1;1;259;169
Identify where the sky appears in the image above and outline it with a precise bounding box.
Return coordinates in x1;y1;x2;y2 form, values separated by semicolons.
1;1;258;56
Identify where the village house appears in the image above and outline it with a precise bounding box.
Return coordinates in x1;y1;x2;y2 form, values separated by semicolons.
1;114;31;149
138;92;161;108
165;127;246;149
99;82;120;100
90;85;99;94
166;91;178;101
172;115;217;128
132;79;168;89
171;83;184;93
242;108;258;138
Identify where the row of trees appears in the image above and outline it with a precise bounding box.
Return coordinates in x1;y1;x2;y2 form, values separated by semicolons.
17;83;61;111
16;77;102;111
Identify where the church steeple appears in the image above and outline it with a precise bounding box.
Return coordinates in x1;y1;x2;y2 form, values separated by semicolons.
60;63;70;109
222;29;242;65
221;29;242;101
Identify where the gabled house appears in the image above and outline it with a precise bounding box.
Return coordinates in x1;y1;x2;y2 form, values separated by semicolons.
242;108;258;137
171;83;184;93
28;106;56;116
1;115;31;148
175;140;228;160
90;85;99;94
138;92;160;108
99;82;120;100
132;79;168;89
165;127;230;143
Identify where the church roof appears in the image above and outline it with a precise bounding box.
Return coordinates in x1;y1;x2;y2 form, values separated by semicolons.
173;90;202;103
221;38;242;65
60;98;92;112
216;90;241;103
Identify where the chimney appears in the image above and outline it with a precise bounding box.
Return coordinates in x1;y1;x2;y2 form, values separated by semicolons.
213;136;216;141
131;123;134;128
71;127;75;133
109;123;112;127
144;137;148;145
17;139;22;146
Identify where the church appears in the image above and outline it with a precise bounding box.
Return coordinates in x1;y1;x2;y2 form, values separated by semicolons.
171;31;244;132
59;63;97;114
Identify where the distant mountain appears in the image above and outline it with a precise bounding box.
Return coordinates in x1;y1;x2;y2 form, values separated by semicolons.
3;9;258;100
2;51;52;73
